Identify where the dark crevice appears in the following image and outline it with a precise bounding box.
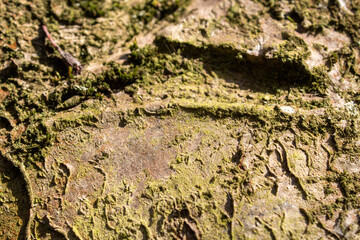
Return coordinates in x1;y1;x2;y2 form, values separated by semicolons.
154;35;325;94
0;155;31;240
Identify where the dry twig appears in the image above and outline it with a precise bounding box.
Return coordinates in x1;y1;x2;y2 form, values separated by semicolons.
42;25;82;75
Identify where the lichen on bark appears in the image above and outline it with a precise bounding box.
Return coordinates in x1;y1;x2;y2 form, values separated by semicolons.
1;0;360;239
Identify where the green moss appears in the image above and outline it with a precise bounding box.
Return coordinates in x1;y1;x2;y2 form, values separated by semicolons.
56;95;84;110
284;0;360;43
328;1;360;43
337;172;360;199
52;110;100;131
11;120;54;166
127;0;191;39
1;1;360;239
139;142;248;239
154;35;328;94
79;0;106;18
170;133;192;146
50;0;107;24
328;46;360;77
326;51;339;70
319;172;360;219
178;101;275;125
255;0;284;20
226;3;261;35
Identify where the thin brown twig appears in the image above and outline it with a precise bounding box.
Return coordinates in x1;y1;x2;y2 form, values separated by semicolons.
42;25;82;75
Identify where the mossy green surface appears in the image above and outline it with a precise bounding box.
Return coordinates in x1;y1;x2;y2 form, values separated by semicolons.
1;0;360;239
